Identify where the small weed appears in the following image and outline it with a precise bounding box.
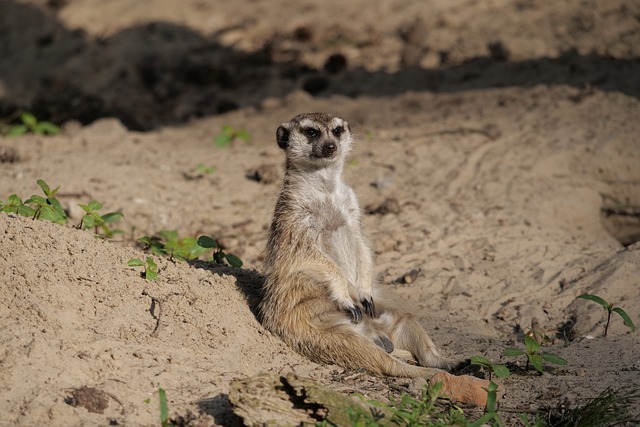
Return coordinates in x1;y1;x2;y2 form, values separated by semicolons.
469;381;502;427
197;235;243;267
77;200;124;238
138;231;208;262
1;194;36;217
158;387;170;427
470;355;510;381
2;179;68;224
577;293;635;337
213;124;250;147
128;257;158;281
503;335;567;374
335;382;468;427
8;112;60;136
196;163;217;174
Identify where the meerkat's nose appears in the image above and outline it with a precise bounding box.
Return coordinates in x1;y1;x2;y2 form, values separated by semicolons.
323;142;337;155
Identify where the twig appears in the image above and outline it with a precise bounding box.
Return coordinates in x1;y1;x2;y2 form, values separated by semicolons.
142;290;162;337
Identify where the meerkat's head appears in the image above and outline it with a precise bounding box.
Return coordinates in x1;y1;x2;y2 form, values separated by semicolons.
276;113;352;170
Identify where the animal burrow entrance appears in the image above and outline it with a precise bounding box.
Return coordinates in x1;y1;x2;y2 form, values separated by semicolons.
600;194;640;246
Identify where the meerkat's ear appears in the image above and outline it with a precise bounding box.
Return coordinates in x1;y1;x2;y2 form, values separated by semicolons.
276;125;290;150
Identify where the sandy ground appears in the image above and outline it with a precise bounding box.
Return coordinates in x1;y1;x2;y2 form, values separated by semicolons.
1;0;640;425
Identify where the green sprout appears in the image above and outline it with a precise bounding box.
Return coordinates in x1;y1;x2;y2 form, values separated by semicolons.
158;387;170;427
127;257;158;281
503;335;567;374
23;179;67;224
1;194;36;217
213;124;250;147
577;293;635;337
470;355;510;381
469;381;503;427
8;112;60;136
197;235;243;267
196;163;217;174
77;200;124;238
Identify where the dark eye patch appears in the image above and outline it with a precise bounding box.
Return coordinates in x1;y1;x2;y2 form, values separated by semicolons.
302;127;320;138
332;126;344;137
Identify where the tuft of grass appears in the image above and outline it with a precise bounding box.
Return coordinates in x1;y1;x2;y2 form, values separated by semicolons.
577;293;635;337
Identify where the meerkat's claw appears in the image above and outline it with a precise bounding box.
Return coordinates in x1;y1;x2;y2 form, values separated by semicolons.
345;305;363;323
361;298;377;317
374;335;394;353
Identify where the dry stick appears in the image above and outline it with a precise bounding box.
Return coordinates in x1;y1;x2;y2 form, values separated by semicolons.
142;290;162;337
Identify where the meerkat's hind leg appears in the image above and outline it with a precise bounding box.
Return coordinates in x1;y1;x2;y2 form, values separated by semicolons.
376;311;456;370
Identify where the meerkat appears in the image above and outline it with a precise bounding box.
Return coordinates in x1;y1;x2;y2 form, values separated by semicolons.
260;112;454;378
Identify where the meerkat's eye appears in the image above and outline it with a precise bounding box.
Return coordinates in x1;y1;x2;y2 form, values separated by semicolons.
302;127;320;138
332;126;344;137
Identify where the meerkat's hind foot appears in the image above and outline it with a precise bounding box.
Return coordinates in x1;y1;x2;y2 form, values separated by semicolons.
373;335;394;353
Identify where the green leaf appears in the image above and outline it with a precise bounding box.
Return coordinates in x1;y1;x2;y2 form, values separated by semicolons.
159;230;178;242
36;179;51;196
146;257;157;270
225;253;243;268
197;235;219;249
47;197;66;220
236;128;251;142
127;258;145;267
8;124;27;136
21;112;37;128
485;381;499;412
7;194;23;206
82;214;96;229
26;194;47;205
541;352;568;366
146;269;158;281
528;354;544;373
87;200;103;212
503;347;524;357
17;205;36;217
578;293;610;309
491;363;511;378
214;133;232;147
101;212;123;223
158;387;169;427
524;335;540;354
77;203;91;213
469;412;495;427
35;121;60;135
612;307;636;332
470;355;492;368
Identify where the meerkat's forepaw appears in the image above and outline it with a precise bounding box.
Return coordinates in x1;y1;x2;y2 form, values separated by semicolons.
361;297;377;317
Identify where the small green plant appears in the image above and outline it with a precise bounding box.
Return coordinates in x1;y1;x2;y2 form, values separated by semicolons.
128;257;158;281
197;235;243;267
4;179;69;224
8;112;60;136
138;230;208;262
470;355;510;381
577;293;635;337
213;124;250;147
336;382;469;427
469;381;502;427
158;387;170;427
196;163;217;174
503;335;568;374
1;194;36;217
77;200;124;238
